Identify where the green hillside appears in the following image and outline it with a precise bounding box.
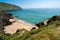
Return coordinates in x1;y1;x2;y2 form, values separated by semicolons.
0;15;60;40
8;16;60;40
0;2;22;11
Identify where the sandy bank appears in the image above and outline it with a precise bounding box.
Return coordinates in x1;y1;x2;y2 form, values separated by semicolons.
4;19;38;34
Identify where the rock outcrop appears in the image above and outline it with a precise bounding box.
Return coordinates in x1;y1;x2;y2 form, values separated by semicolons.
36;16;58;27
0;12;13;31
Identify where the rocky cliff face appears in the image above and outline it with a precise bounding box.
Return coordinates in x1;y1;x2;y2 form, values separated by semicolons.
0;12;13;31
0;2;22;11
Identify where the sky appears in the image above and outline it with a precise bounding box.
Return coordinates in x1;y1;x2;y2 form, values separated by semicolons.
0;0;60;9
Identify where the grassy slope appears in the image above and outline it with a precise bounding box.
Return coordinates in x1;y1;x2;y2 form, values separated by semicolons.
0;16;60;40
0;2;22;11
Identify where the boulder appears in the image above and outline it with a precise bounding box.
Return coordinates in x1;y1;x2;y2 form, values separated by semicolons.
36;22;44;27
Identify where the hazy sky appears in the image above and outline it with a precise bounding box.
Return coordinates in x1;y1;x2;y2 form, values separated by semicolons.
0;0;60;8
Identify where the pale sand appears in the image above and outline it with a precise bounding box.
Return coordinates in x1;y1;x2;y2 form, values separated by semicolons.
4;19;38;34
44;20;49;25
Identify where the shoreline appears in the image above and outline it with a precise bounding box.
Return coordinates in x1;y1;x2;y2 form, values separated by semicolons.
4;18;38;35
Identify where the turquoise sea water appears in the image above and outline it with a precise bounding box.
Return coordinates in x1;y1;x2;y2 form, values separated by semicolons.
10;8;60;24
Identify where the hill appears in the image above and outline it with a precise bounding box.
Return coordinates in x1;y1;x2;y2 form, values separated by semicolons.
0;2;22;11
0;14;60;40
7;15;60;40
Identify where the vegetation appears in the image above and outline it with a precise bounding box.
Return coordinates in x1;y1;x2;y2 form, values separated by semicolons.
0;14;60;40
0;2;22;11
0;3;60;40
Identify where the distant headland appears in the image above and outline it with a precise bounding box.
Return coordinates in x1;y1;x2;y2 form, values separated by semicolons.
0;2;22;12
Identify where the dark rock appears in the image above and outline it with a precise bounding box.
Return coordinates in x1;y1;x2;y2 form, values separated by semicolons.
36;16;58;27
47;16;57;24
49;16;57;21
16;29;20;33
0;12;13;31
31;27;36;30
36;22;44;27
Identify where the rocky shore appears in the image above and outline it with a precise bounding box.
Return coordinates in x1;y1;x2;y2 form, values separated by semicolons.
36;15;59;27
0;12;13;31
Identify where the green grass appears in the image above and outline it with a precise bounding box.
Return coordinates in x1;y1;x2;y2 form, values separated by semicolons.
0;16;60;40
6;22;60;40
0;2;22;11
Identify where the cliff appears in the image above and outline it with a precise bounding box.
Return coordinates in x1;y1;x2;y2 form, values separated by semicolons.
6;15;60;40
0;12;13;31
0;2;22;11
8;15;60;40
0;12;60;40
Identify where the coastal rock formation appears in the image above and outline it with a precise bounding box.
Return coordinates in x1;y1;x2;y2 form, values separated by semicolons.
0;12;13;31
36;20;49;27
0;2;22;11
47;16;57;23
36;16;58;27
36;22;44;27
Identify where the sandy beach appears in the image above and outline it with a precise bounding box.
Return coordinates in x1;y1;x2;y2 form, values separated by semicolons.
4;19;38;34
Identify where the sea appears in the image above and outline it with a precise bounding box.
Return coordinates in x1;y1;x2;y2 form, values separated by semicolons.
10;8;60;24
